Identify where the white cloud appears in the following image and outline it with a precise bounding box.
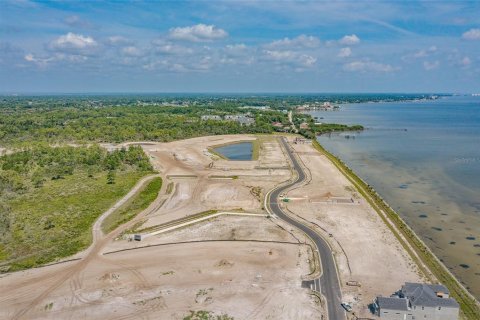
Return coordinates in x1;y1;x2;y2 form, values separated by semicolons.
152;39;193;55
64;15;91;28
226;44;246;49
168;24;228;42
221;44;254;65
338;47;352;58
413;46;437;58
50;32;97;51
24;53;51;67
224;43;250;57
263;50;295;61
263;50;316;68
339;34;360;45
446;49;473;69
143;53;215;73
106;36;133;46
24;52;87;67
423;60;440;70
56;53;88;63
343;60;396;72
265;35;320;49
298;54;317;67
401;46;437;62
462;28;480;40
121;46;142;57
169;63;189;72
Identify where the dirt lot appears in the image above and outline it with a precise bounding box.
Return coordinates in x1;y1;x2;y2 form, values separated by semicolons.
135;135;290;228
0;135;426;319
0;241;318;320
0;135;320;320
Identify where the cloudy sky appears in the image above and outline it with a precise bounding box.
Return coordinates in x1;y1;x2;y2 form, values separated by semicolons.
1;0;479;93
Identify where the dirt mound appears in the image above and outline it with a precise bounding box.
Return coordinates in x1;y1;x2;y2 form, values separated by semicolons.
216;259;234;267
99;272;120;282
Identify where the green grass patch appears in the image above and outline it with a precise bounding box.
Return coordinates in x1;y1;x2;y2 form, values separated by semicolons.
182;310;234;320
135;209;219;234
312;139;480;320
1;170;149;271
101;177;162;234
251;139;260;160
209;175;239;180
166;174;198;179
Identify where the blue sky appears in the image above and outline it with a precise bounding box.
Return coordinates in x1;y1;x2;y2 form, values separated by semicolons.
1;0;479;93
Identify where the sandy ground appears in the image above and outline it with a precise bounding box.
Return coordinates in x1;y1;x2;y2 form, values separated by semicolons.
0;241;318;320
0;134;426;319
0;135;320;320
284;138;424;317
133;135;291;229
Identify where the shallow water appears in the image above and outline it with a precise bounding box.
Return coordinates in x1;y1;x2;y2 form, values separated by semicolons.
214;142;253;160
311;96;480;298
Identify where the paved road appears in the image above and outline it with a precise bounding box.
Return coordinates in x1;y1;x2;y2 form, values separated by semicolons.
268;137;345;320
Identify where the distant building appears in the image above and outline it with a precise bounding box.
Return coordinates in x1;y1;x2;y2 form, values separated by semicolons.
201;115;222;121
201;114;254;125
375;282;459;320
224;114;254;125
241;105;270;110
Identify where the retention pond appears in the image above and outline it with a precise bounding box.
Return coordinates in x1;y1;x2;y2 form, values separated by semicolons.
213;141;253;160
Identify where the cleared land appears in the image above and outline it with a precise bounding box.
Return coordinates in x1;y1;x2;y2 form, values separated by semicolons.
0;134;442;319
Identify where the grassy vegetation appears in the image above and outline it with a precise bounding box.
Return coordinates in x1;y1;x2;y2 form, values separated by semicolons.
209;175;239;179
135;209;219;234
182;310;234;320
312;139;480;320
0;144;153;271
292;112;363;139
251;139;260;160
101;177;162;234
2;170;147;271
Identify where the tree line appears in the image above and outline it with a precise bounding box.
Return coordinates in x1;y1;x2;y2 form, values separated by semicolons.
0;144;152;195
0;104;287;145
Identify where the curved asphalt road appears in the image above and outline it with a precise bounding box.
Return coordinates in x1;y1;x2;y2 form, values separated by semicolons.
268;137;345;320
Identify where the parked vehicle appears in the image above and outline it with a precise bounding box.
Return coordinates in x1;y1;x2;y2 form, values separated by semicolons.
341;302;352;312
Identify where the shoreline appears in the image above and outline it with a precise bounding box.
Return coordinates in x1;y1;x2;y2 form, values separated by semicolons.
311;139;480;320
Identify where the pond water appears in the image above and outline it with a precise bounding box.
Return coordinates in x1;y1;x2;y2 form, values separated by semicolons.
213;142;253;160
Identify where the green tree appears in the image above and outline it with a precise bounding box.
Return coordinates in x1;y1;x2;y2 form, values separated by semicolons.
107;170;116;184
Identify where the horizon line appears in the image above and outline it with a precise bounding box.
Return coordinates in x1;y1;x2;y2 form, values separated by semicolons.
0;91;458;96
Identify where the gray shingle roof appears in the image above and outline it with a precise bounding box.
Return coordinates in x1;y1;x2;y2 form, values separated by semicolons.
402;283;459;308
377;297;409;311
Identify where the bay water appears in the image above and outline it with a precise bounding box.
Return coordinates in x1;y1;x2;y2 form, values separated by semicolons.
312;96;480;298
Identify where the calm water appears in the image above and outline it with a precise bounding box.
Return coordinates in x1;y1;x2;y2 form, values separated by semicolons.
311;96;480;298
214;142;253;160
